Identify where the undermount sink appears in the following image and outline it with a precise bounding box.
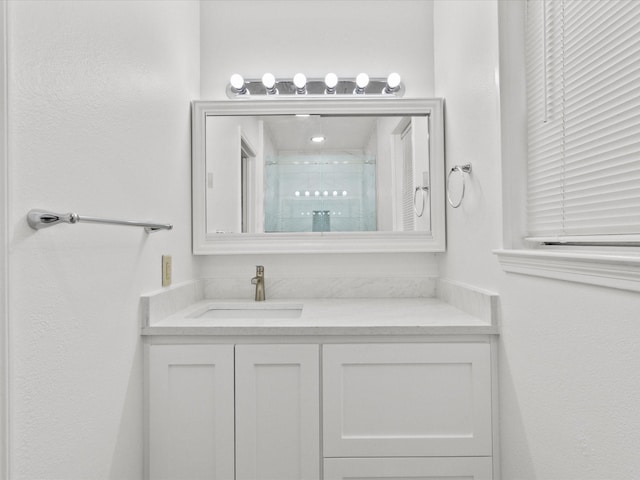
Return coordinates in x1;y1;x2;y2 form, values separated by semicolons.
191;303;303;320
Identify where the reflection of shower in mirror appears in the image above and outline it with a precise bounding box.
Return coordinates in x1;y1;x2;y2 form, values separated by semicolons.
204;114;431;235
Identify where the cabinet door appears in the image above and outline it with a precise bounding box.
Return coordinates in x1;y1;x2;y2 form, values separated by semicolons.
148;344;235;480
324;457;493;480
235;344;320;480
323;343;492;457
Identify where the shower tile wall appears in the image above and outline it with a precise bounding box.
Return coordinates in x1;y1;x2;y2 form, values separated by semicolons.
265;154;376;232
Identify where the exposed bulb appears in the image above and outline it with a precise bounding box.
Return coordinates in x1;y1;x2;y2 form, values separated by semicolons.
387;72;401;89
293;73;307;94
229;73;247;95
324;73;338;94
383;72;402;94
354;73;369;94
262;73;278;94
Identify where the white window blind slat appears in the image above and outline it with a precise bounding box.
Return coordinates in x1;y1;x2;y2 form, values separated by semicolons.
565;45;640;105
564;1;634;53
526;0;640;240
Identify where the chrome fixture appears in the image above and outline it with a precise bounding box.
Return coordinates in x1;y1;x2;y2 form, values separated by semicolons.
413;185;430;217
27;209;172;233
446;163;472;208
251;265;266;301
225;72;404;98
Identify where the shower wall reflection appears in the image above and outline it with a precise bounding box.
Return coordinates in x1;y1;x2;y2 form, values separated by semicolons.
204;113;431;235
265;154;376;232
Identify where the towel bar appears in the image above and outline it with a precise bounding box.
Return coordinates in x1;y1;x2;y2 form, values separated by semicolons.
27;209;172;233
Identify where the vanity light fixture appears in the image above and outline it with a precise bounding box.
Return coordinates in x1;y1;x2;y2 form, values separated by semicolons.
354;73;369;94
293;73;307;94
229;73;248;95
262;73;278;95
225;73;404;97
383;72;402;94
324;73;338;94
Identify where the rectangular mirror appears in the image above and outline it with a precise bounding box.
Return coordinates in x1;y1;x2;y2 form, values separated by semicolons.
192;98;445;254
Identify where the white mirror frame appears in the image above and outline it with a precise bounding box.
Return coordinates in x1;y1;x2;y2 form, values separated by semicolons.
192;98;445;255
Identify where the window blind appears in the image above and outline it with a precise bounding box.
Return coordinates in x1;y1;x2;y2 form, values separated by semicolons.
401;123;415;231
526;0;640;243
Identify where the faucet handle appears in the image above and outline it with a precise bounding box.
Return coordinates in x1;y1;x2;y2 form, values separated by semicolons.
256;265;264;276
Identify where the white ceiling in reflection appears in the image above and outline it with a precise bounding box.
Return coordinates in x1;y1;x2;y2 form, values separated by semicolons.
260;115;378;151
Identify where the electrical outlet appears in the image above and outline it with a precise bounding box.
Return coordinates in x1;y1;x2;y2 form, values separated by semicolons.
162;255;172;287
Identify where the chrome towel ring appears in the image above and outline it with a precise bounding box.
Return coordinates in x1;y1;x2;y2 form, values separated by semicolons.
413;185;429;217
446;163;472;208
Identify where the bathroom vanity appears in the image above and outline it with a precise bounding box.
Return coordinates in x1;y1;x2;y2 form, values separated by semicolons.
157;96;500;478
141;283;500;480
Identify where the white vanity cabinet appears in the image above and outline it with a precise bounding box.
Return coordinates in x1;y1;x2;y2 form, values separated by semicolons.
235;344;320;480
146;340;495;480
147;343;320;480
147;344;235;480
322;343;493;479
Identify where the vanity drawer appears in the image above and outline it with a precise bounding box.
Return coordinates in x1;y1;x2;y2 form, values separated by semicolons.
322;343;492;458
323;457;493;479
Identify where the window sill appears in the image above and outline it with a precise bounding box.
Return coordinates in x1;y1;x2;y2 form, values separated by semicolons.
493;249;640;292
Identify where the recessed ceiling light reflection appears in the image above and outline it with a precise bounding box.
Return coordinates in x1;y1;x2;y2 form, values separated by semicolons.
311;136;326;143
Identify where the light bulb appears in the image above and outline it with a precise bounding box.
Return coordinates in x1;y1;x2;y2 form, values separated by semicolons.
262;73;278;94
311;135;326;143
293;73;307;94
354;73;369;94
383;72;402;94
325;73;338;88
229;73;247;95
387;72;401;89
324;73;338;94
262;73;275;88
230;74;244;89
356;73;369;88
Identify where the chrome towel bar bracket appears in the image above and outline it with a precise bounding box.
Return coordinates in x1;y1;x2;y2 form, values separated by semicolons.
27;209;172;233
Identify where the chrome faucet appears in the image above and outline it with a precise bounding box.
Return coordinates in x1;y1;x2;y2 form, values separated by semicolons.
251;265;265;301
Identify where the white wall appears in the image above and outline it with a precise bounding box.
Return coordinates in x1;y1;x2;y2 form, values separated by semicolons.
0;2;8;478
433;0;503;291
199;0;439;282
435;1;640;478
6;1;199;477
200;0;434;100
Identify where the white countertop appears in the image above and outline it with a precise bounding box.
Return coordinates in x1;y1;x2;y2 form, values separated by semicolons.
142;297;498;336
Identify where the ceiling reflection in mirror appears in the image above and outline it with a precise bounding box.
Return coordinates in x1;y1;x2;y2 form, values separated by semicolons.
205;114;430;235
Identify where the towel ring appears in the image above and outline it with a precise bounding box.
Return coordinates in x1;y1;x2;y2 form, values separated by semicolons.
446;163;472;208
413;186;429;217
